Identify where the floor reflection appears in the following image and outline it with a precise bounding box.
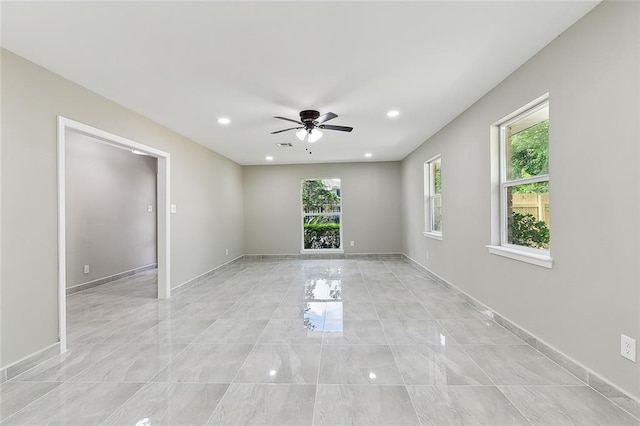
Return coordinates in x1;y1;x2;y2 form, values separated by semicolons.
304;278;342;300
303;277;343;334
303;302;326;331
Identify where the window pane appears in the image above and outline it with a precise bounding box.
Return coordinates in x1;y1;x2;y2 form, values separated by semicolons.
506;105;549;181
432;160;442;195
303;214;341;249
506;184;550;249
430;195;442;232
302;179;341;213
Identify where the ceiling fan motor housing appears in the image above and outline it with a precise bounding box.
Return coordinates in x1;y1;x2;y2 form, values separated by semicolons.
300;110;320;122
300;110;320;130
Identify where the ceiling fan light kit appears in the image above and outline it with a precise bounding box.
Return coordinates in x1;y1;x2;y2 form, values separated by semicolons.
271;110;353;144
297;128;322;143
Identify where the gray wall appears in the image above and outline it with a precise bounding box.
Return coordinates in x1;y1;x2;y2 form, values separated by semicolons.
1;49;244;368
65;131;157;288
401;1;639;398
244;162;402;255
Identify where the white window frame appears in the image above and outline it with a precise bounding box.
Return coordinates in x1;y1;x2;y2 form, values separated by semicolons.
487;95;552;268
300;178;344;253
423;155;443;240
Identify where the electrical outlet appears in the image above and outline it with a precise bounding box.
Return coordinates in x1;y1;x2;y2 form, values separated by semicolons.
83;264;90;274
225;248;229;256
350;241;355;247
621;334;636;362
147;205;153;212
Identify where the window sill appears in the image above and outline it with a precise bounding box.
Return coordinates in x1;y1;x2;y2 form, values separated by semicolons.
423;232;443;241
486;245;553;269
300;249;344;254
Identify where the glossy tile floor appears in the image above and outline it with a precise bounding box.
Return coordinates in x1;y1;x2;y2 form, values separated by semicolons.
1;259;639;425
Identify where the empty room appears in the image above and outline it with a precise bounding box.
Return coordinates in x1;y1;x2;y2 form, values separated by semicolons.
1;1;639;425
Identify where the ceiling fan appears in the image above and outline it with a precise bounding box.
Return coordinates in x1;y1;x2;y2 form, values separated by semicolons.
271;110;353;143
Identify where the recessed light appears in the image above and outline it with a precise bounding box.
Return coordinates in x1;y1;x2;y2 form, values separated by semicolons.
265;156;274;161
364;153;372;158
386;110;399;118
217;117;230;125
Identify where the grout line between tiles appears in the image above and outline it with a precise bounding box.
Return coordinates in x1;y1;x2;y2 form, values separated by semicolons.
204;260;285;425
367;261;424;425
386;262;535;426
311;331;325;426
75;264;250;424
0;381;65;424
454;340;535;425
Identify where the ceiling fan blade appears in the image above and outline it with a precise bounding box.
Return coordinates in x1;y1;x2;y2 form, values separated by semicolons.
274;116;303;125
271;126;303;134
316;112;338;124
319;124;353;132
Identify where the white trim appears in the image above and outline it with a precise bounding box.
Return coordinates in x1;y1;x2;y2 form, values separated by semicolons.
424;155;442;235
157;153;171;299
1;342;59;371
302;212;341;217
1;342;61;380
56;119;67;353
300;249;345;254
0;47;3;372
486;244;553;268
171;254;244;293
494;95;550;252
503;174;549;187
493;93;550;127
57;117;172;354
66;263;157;292
489;125;501;245
422;231;443;241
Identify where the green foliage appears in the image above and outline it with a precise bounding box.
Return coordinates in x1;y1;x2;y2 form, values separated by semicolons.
512;181;549;194
509;212;550;249
304;223;340;231
509;121;548;194
304;225;341;249
304;215;338;226
302;179;341;249
302;180;340;212
433;162;442;194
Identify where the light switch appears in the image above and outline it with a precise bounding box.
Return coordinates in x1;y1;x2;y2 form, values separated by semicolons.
147;205;153;212
170;204;177;214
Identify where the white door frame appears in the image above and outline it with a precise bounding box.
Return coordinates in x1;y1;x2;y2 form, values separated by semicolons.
57;117;171;353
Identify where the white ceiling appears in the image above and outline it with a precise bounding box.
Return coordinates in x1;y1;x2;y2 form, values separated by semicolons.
1;1;599;165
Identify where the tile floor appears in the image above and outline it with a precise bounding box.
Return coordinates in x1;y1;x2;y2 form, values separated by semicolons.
1;258;638;425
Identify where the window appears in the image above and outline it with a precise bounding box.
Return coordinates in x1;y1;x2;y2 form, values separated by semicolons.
489;97;551;267
301;179;342;251
424;155;442;239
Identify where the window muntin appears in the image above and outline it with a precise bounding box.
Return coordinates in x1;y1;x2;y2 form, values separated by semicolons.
500;102;550;252
424;156;442;236
301;179;342;250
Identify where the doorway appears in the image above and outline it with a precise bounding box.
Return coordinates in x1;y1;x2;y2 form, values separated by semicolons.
57;117;171;353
